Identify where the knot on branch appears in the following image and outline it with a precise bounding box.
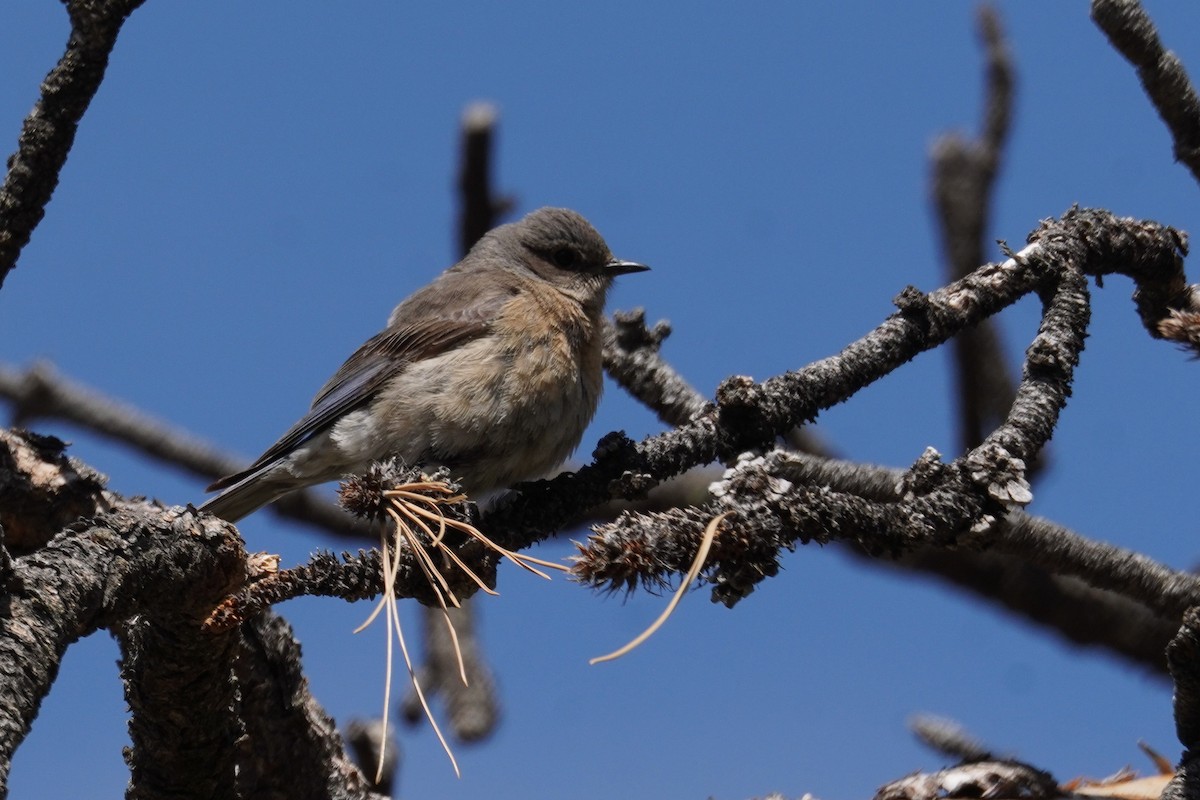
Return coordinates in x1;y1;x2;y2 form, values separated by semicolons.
592;429;637;463
898;447;950;499
590;431;654;500
965;443;1032;509
894;285;967;341
611;470;656;499
715;375;777;452
0;428;109;552
711;451;796;506
893;285;933;320
91;507;250;627
704;455;799;605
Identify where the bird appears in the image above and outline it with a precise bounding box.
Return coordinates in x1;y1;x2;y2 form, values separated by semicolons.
200;207;648;522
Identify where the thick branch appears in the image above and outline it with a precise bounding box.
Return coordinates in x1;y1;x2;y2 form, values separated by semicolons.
0;427;109;551
1165;608;1200;800
236;612;386;800
0;430;382;797
0;499;245;793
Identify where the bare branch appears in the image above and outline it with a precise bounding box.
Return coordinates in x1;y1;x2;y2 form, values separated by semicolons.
603;308;831;457
1164;608;1200;800
0;361;243;484
0;497;246;794
456;102;514;256
0;0;148;289
602;309;707;427
887;548;1175;675
495;208;1185;553
931;6;1022;456
0;360;372;540
745;449;1179;674
237;613;387;800
874;759;1059;800
1092;0;1200;186
909;714;995;762
992;514;1200;619
345;719;399;799
932;6;1013;280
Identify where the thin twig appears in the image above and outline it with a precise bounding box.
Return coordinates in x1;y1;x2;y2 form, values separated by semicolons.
908;714;995;762
0;360;371;539
931;6;1022;458
0;0;149;288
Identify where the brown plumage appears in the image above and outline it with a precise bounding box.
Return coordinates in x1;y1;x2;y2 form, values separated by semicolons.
201;207;648;522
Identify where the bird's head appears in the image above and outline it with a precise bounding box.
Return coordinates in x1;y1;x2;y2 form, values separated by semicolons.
486;207;648;310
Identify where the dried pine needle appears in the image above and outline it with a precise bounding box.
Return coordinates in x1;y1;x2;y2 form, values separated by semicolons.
383;485;569;578
590;511;730;665
357;477;567;779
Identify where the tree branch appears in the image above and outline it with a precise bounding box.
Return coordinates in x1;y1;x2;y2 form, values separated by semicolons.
931;5;1023;457
0;494;246;795
1165;608;1200;800
0;0;148;289
0;360;370;540
741;450;1180;674
236;612;387;800
486;208;1186;553
1092;0;1200;186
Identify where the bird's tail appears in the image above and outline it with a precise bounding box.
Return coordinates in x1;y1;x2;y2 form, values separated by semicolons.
198;468;291;522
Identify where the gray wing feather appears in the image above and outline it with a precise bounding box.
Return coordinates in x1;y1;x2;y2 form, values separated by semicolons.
205;272;513;493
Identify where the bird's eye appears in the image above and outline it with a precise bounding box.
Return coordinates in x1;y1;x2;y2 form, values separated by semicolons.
552;247;578;269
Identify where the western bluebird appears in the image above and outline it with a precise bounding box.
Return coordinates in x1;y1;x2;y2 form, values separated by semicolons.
201;207;648;522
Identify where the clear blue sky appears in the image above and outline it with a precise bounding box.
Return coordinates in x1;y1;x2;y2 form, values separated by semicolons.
2;2;1198;797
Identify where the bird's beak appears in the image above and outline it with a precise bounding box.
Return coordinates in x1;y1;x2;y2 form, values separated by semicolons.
605;258;650;276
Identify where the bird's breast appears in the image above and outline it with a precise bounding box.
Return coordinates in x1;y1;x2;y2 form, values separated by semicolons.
371;292;604;494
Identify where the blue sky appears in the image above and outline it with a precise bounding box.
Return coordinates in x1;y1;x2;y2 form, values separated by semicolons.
2;2;1199;797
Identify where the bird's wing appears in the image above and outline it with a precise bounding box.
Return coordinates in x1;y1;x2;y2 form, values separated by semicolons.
207;279;508;492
